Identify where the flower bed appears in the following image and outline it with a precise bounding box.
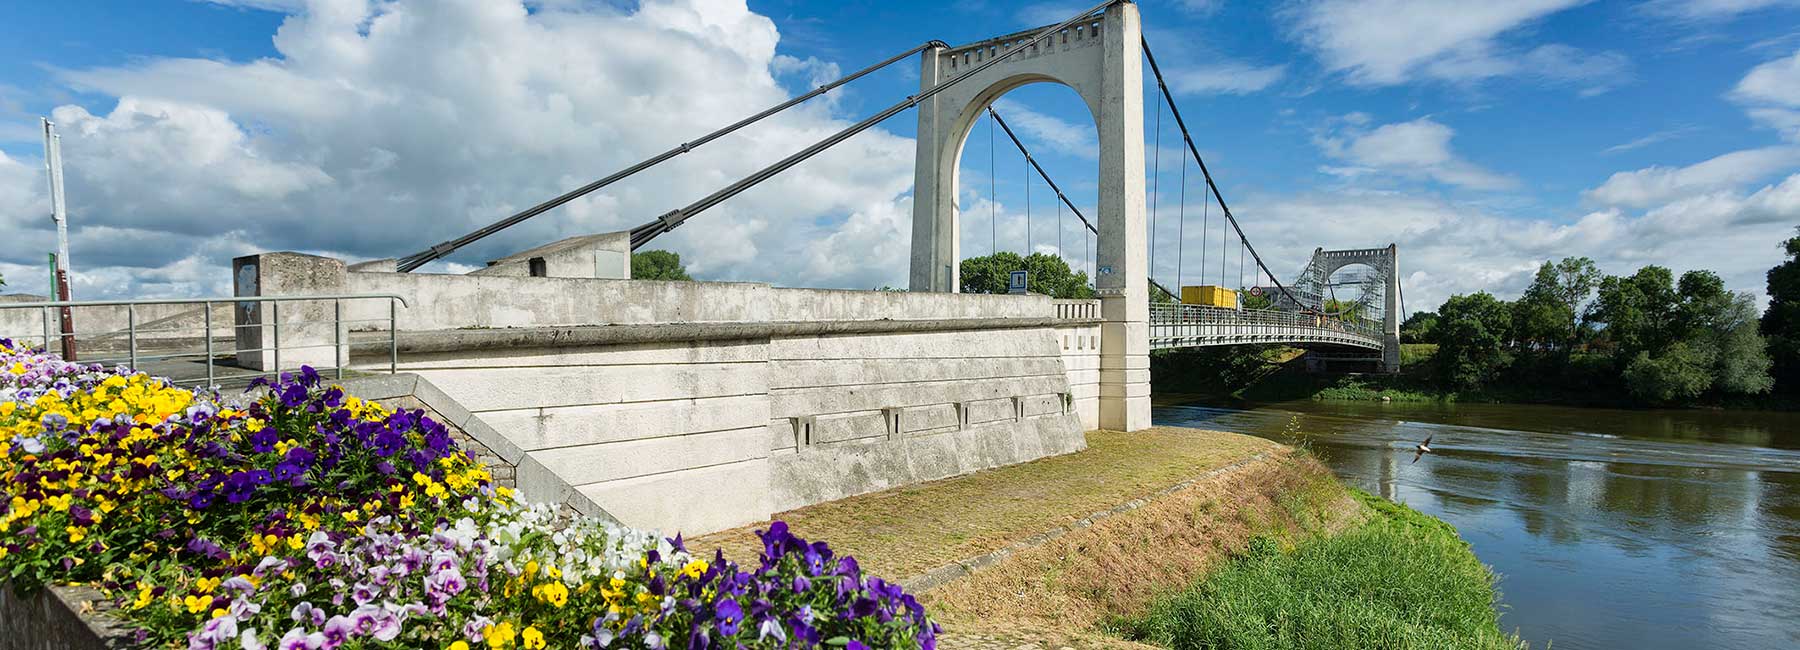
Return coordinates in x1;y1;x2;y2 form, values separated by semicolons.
0;339;937;649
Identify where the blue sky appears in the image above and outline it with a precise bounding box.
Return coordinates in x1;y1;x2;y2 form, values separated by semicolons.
1;0;1798;314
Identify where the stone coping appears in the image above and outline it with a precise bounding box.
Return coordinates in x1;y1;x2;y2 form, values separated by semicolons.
341;317;1104;356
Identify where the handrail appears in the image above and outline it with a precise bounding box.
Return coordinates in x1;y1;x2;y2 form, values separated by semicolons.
0;293;411;309
0;294;411;388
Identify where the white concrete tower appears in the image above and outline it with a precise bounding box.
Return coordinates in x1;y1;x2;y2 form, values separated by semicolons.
908;1;1150;430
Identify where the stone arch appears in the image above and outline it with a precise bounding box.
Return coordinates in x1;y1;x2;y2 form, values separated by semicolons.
907;0;1150;430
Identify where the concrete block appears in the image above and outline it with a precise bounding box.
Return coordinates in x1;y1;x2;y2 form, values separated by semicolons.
578;459;771;536
540;426;767;487
416;363;766;412
479;394;768;452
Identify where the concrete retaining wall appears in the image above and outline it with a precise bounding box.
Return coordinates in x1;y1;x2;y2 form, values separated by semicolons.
238;253;1096;536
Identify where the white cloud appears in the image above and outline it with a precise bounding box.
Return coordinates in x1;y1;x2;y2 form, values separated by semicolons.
1602;125;1701;154
990;99;1095;160
1733;49;1800;138
1316;117;1516;190
1220;174;1800;314
1643;0;1800;21
1167;62;1287;95
6;0;923;298
1584;146;1800;207
1283;0;1627;92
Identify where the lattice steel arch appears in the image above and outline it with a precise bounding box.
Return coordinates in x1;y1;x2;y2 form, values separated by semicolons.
1277;245;1402;372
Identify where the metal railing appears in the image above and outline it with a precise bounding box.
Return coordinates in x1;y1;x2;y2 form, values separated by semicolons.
1148;303;1382;350
0;294;409;388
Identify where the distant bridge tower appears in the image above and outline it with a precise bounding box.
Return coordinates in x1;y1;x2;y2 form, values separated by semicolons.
1285;245;1402;372
907;1;1150;430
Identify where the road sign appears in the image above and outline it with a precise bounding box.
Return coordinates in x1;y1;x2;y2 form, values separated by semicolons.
1250;286;1264;297
1008;270;1028;295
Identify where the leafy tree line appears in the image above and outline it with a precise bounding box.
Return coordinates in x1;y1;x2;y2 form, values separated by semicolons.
1402;233;1800;404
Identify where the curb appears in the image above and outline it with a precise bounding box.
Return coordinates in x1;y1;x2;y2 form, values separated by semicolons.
900;449;1279;594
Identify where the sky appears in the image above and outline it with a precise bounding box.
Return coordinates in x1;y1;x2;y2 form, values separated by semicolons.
1;0;1798;316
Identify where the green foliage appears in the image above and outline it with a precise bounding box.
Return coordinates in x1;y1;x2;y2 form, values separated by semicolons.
630;249;692;281
1624;342;1715;404
1590;265;1678;358
1513;257;1600;351
1434;292;1513;389
959;252;1095;299
1127;491;1519;650
1400;311;1438;343
1241;291;1273;311
1763;228;1800;393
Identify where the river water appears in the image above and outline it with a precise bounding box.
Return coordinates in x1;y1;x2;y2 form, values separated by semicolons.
1155;399;1800;649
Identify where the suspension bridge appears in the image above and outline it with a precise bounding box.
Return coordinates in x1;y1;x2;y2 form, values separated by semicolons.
5;0;1404;532
389;0;1403;374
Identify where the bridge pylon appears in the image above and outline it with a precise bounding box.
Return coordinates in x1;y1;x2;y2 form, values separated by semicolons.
908;1;1150;430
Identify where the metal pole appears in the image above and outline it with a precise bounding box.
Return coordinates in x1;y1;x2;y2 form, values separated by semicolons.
40;306;51;352
389;298;398;375
126;303;136;370
271;300;281;376
42;119;70;283
204;302;214;388
333;298;343;380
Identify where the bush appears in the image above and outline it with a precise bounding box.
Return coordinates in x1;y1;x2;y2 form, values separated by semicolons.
0;340;936;650
1126;491;1519;650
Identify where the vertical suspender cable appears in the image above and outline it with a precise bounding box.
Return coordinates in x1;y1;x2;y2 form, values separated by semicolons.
1150;98;1162;289
1196;145;1206;288
1025;149;1032;255
1176;144;1188;293
1141;34;1306;309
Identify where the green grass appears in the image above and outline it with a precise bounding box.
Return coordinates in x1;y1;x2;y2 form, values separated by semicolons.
1125;491;1522;650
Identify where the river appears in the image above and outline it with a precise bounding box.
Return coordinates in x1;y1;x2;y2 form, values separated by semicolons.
1155;399;1800;650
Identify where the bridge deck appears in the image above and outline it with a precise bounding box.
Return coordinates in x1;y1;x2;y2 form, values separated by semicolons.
1146;303;1382;351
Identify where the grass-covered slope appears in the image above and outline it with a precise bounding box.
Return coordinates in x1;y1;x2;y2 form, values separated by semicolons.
1127;491;1521;650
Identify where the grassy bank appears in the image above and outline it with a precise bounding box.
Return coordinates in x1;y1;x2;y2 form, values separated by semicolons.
1126;491;1521;650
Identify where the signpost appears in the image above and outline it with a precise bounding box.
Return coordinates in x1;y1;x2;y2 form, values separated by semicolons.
1008;270;1028;295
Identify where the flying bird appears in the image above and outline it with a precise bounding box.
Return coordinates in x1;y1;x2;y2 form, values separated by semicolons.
1412;436;1433;463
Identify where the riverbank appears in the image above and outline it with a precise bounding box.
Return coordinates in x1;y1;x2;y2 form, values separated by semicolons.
695;427;1514;649
1126;491;1522;650
1155;343;1800;410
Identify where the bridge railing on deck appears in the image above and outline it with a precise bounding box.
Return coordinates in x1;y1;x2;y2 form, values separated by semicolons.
0;294;409;389
1147;303;1381;349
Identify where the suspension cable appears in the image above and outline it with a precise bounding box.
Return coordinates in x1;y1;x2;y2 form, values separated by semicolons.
1025;138;1032;254
1141;35;1306;310
987;107;1098;236
629;0;1123;251
990;113;998;255
396;39;946;272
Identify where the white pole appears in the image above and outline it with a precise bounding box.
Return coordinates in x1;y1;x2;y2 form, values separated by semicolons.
42;118;70;283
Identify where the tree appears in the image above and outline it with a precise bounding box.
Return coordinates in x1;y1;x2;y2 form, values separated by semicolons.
1434;292;1514;389
1763;228;1800;392
1400;310;1439;343
1624;343;1714;404
1589;265;1677;360
1513;257;1600;353
1710;292;1775;395
631;250;691;281
959;252;1095;299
